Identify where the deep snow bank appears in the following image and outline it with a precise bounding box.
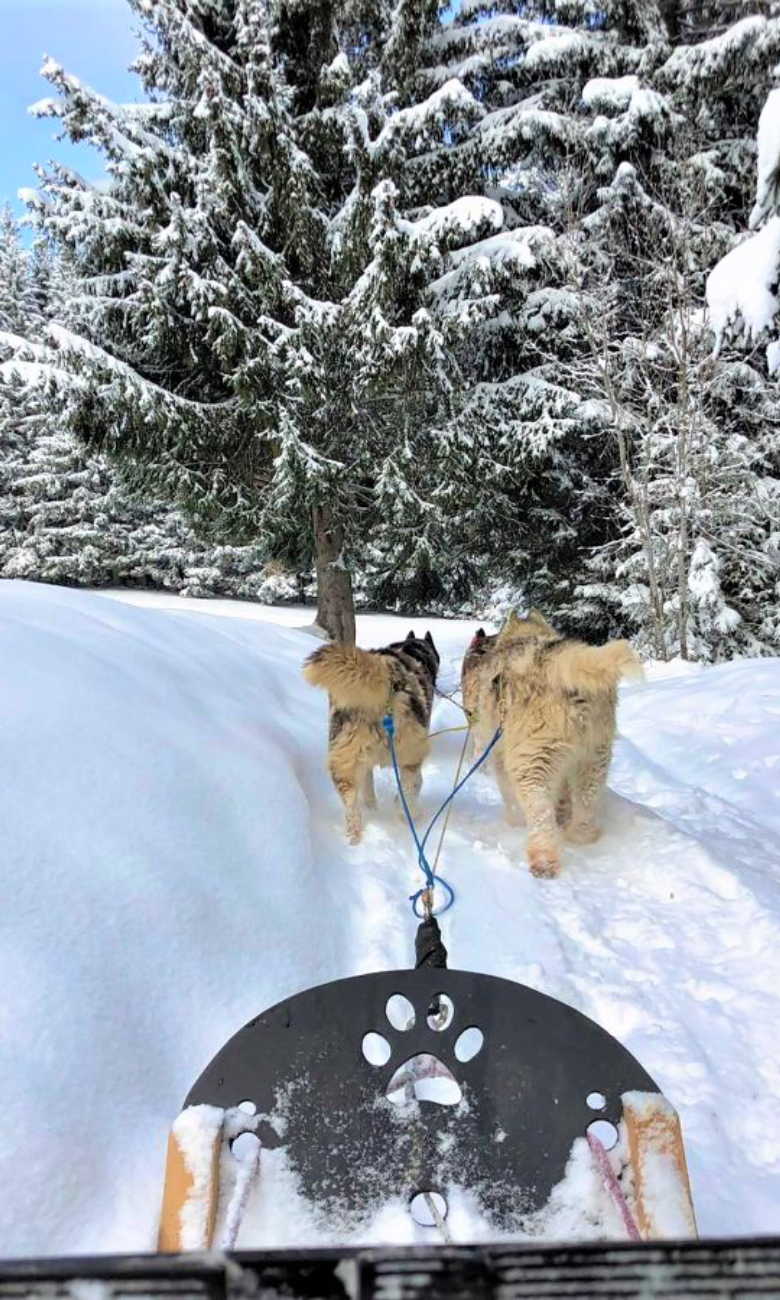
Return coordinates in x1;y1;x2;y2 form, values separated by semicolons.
0;581;336;1255
1;581;780;1254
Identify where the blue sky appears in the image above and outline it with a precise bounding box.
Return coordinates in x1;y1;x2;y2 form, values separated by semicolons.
0;0;141;220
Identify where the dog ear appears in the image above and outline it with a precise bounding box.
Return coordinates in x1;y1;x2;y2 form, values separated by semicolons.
424;631;439;658
476;628;486;639
528;608;553;629
406;629;416;641
425;631;434;644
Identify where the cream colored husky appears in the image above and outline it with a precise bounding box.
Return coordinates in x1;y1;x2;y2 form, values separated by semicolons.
469;611;642;878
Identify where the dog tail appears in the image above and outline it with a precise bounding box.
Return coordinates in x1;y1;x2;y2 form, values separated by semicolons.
550;640;644;695
303;644;392;711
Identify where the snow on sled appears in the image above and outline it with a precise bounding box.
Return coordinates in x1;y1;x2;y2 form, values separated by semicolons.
158;968;696;1248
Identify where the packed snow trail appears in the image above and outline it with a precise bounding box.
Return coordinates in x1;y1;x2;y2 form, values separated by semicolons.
1;582;780;1254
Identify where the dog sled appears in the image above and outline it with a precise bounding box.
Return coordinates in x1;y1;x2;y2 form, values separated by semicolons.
158;925;696;1251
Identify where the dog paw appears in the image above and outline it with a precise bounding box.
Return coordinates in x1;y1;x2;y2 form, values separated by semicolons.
395;796;420;821
528;847;561;879
565;821;601;845
346;821;364;845
503;806;522;827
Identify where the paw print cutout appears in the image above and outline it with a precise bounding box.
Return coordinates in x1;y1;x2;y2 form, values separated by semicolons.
362;992;484;1112
185;968;660;1233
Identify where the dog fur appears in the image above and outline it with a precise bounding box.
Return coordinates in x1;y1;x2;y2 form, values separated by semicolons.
467;611;642;878
304;631;440;844
461;627;497;723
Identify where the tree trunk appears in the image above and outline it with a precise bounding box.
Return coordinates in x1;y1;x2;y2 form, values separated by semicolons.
312;503;356;644
658;0;678;41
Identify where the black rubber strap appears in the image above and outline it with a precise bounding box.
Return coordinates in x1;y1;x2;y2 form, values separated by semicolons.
415;916;448;970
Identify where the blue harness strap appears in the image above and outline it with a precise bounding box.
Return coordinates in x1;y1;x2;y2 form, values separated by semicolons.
382;713;502;917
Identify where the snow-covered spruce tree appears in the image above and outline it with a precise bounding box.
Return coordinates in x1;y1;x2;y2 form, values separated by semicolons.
572;255;780;661
569;54;780;658
20;0;543;639
707;76;780;371
379;0;678;627
0;206;47;570
648;17;780;658
0;214;271;594
0;223;161;586
0;205;40;334
20;1;780;632
400;3;780;638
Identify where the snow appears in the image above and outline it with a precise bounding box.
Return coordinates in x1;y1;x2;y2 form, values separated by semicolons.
2;581;780;1254
429;226;555;303
372;79;482;152
524;31;590;71
400;196;503;247
660;16;772;84
582;76;639;112
231;1122;629;1248
172;1105;223;1249
585;86;668;151
750;87;780;229
706;216;780;350
16;187;50;210
27;97;64;118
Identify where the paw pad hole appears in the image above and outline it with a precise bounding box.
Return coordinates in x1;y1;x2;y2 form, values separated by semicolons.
588;1119;619;1150
454;1026;483;1062
410;1190;448;1228
427;994;454;1030
386;1055;462;1106
362;1032;391;1066
386;994;415;1031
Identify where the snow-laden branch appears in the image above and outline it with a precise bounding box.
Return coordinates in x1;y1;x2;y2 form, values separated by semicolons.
371;78;483;155
660;16;780;86
750;87;780;230
706;218;780;363
399;195;503;247
47;323;238;411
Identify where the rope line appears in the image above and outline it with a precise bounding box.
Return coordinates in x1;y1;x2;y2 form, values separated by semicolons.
399;1017;453;1245
433;683;471;718
427;724;471;739
219;1132;261;1250
431;726;472;877
382;713;434;890
418;726;502;865
587;1131;641;1242
423;1191;452;1243
383;712;501;917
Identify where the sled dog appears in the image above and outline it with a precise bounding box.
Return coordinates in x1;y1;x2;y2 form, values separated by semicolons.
466;611;642;878
304;631;440;844
461;627;497;731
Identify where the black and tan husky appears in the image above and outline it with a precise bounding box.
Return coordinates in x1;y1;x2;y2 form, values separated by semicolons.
304;631;440;844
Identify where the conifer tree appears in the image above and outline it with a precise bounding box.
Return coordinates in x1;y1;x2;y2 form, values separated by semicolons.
0;211;270;595
20;0;528;640
9;0;780;648
571;28;780;658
